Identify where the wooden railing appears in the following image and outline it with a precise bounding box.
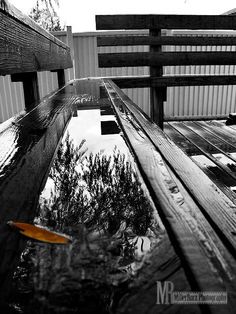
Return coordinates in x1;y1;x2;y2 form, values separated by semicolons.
96;14;236;128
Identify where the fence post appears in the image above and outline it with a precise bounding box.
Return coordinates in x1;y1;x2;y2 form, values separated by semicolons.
149;28;166;129
66;26;76;80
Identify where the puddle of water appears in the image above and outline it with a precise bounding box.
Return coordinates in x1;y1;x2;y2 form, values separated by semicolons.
5;82;166;314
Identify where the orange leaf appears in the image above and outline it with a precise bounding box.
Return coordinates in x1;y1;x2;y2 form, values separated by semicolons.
7;221;71;244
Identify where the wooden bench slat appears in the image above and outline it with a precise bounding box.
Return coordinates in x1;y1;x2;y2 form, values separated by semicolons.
97;35;236;47
96;14;236;30
0;2;68;49
111;75;236;88
0;5;72;75
0;82;80;298
98;52;236;68
105;79;236;257
104;80;235;311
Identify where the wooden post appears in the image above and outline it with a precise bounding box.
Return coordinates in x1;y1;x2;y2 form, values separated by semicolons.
11;72;40;110
149;29;166;129
56;69;66;88
66;26;76;80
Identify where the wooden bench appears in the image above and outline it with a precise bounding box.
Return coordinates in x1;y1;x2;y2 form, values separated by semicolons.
1;7;236;312
0;2;74;298
96;14;236;128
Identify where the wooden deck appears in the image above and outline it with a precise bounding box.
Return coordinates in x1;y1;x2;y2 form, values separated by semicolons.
164;120;236;203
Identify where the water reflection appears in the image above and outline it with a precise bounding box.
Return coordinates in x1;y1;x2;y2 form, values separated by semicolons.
9;134;164;313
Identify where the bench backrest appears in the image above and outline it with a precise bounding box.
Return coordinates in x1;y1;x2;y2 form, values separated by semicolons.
96;14;236;128
0;2;72;109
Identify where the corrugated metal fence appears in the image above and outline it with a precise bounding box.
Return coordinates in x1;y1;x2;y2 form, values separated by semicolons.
1;29;236;122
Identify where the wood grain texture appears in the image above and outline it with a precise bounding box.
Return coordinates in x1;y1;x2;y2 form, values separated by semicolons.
0;5;72;75
110;75;236;88
0;1;68;49
164;122;236;204
96;14;236;30
105;79;236;258
98;52;236;67
97;35;236;47
104;80;235;313
0;82;80;298
170;121;236;182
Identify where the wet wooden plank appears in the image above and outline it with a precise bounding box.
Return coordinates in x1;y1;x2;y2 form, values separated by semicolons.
0;82;79;300
98;52;236;68
111;75;236;88
97;35;236;47
185;121;236;154
0;3;72;75
105;79;236;259
198;120;236;146
164;122;236;204
104;80;236;313
96;14;236;30
170;122;236;182
117;235;202;314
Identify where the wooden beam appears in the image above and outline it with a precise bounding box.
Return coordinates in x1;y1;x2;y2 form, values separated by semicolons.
105;79;236;258
98;52;236;67
110;75;236;88
96;14;236;30
97;35;236;47
0;3;72;75
11;72;40;110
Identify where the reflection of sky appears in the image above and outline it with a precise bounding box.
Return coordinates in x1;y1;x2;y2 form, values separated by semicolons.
66;109;128;156
41;108;130;200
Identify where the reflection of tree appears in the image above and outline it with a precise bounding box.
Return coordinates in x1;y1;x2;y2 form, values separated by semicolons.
10;134;163;314
40;133;153;239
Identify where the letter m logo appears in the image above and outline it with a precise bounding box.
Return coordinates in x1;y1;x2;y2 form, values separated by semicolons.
156;281;174;304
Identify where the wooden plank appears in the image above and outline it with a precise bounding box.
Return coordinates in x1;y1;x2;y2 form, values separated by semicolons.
98;52;236;68
104;81;235;313
170;121;236;182
0;81;81;301
0;1;68;49
164;123;236;204
111;75;236;89
97;35;236;47
0;4;72;75
96;14;236;30
198;121;236;146
185;121;236;154
104;79;236;258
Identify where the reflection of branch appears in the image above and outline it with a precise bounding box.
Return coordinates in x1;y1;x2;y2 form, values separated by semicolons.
40;133;153;238
11;134;164;313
